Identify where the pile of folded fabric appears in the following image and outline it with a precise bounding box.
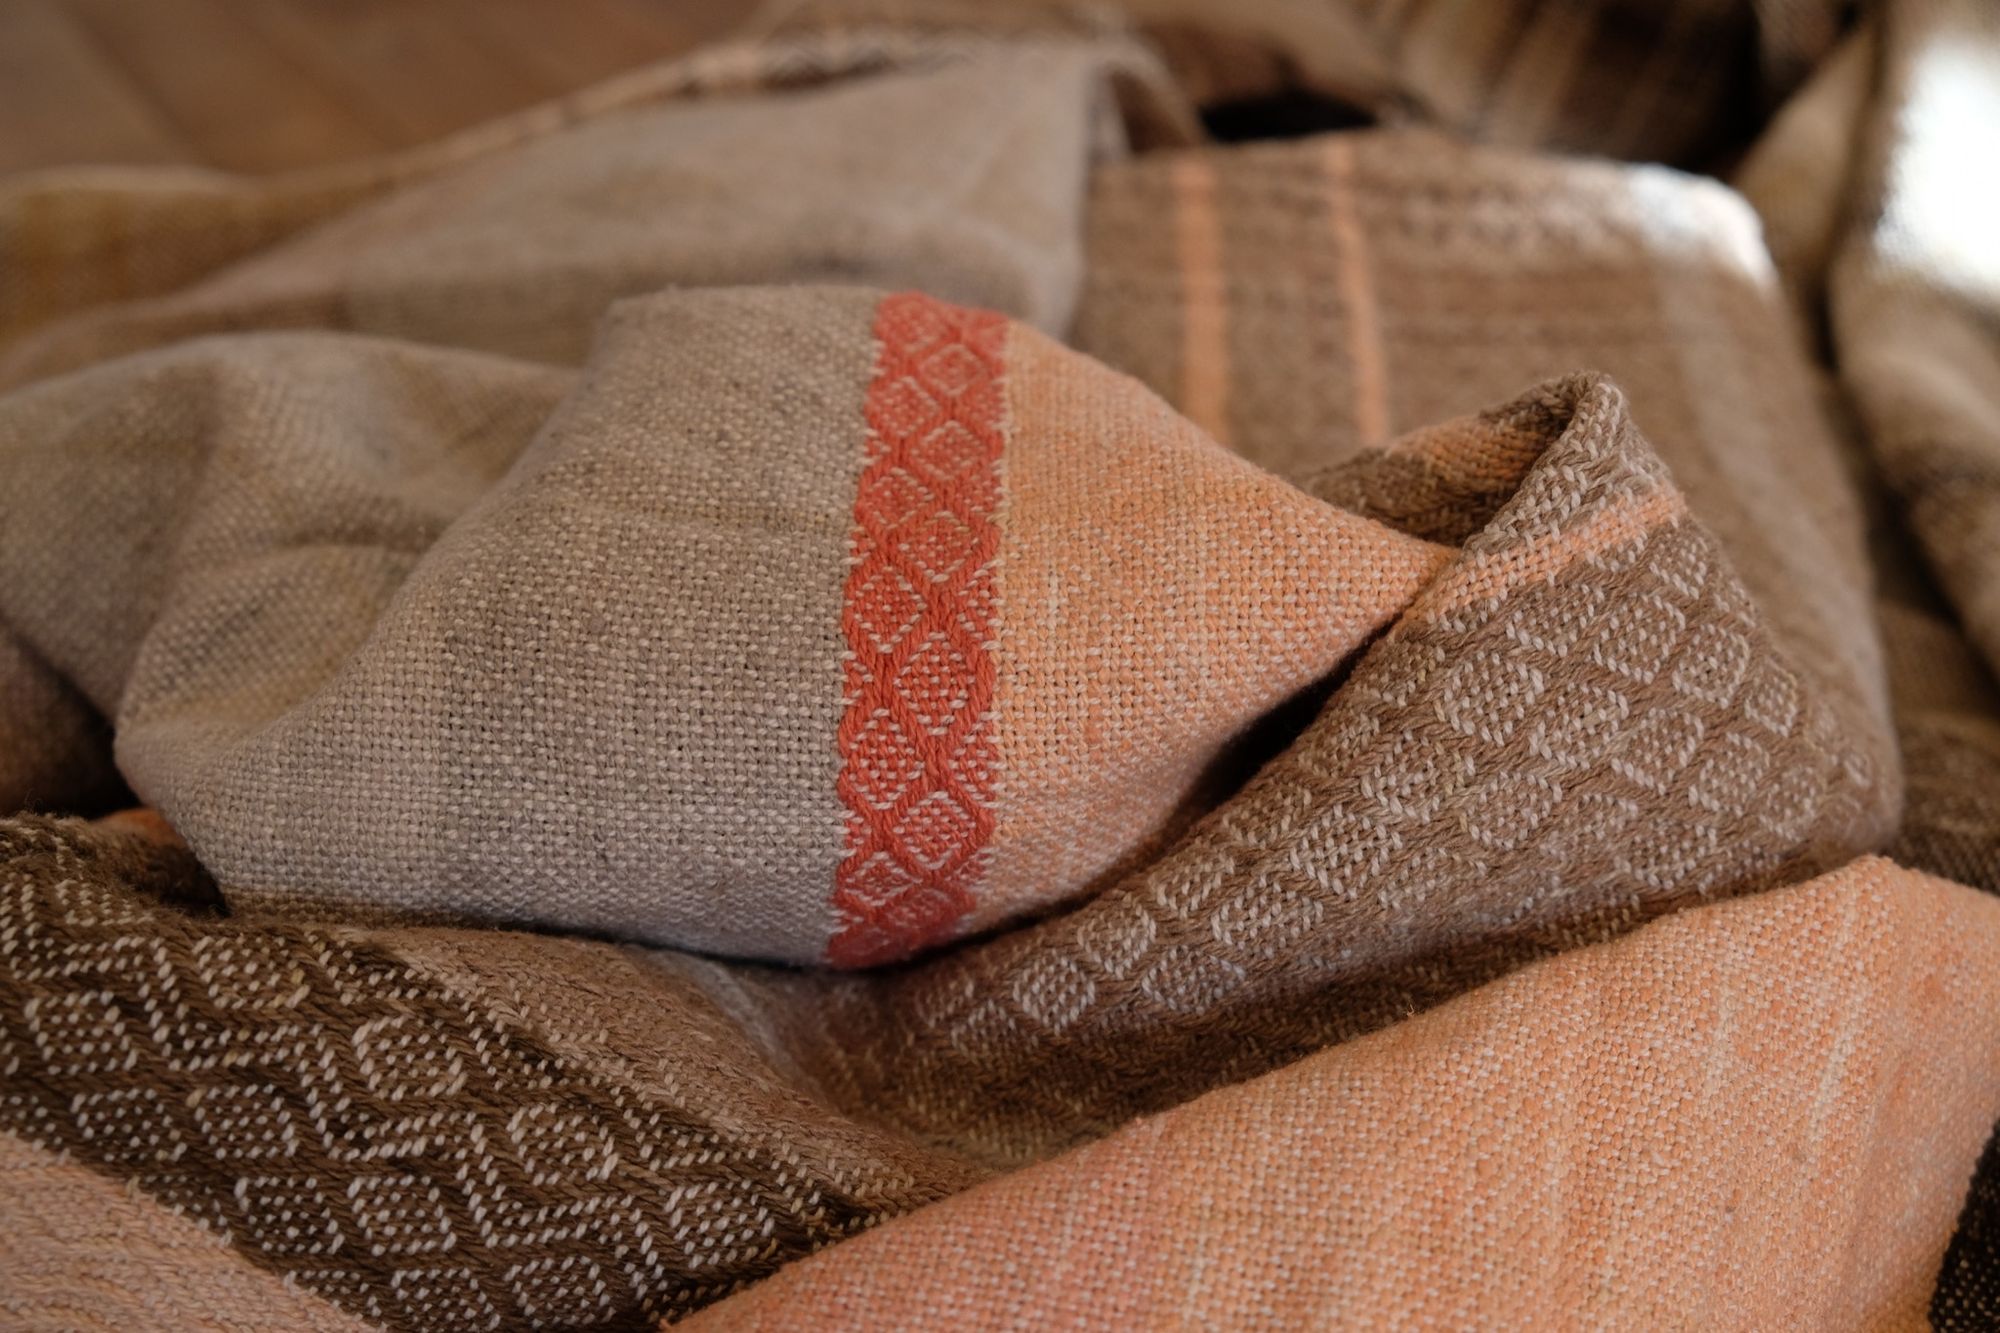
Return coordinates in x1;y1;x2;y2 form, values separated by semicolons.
2;0;1996;1326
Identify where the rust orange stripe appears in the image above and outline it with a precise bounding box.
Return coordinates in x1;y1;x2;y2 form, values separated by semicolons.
830;292;1007;968
1171;154;1231;445
1410;486;1690;623
1324;138;1391;449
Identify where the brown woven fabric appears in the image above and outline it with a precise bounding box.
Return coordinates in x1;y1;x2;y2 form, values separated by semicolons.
1735;0;2000;897
0;46;1160;390
3;2;2000;1327
753;0;1850;165
0;816;983;1327
1832;0;2000;702
1072;132;1892;769
0;374;1902;1324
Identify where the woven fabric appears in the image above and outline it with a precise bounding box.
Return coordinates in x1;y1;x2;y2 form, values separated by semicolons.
693;858;2000;1328
0;47;1136;389
753;0;1847;165
4;0;2000;1326
0;817;986;1326
1935;1117;2000;1329
1832;0;2000;704
0;285;1443;965
0;373;1912;1326
0;1131;372;1332
1072;131;1892;773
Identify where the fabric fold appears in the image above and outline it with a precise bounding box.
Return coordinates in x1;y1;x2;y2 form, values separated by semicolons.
5;4;1999;1326
0;368;1907;1324
689;856;2000;1329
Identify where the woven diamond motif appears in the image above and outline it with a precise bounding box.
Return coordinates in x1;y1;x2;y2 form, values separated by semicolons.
1689;733;1771;815
859;466;933;527
1458;771;1564;851
8;885;153;980
1139;945;1246;1016
946;998;1028;1077
1209;876;1326;959
891;631;977;735
1358;730;1471;823
869;377;940;437
506;1254;614;1326
847;563;925;655
1009;952;1097;1032
349;1171;457;1257
1073;896;1159;979
1615;811;1720;891
897;511;978;585
1649;524;1712;598
665;1181;771;1270
907;419;986;484
894;791;981;872
915;341;986;398
1501;578;1605;657
840;850;924;910
72;1087;185;1165
1434;647;1548;745
878;884;981;940
1741;657;1802;736
189;1083;300;1161
1527;680;1631;767
832;293;1006;966
190;934;311;1013
25;988;136;1076
234;1173;344;1256
843;713;925;811
390;1266;500;1330
1589;591;1688;683
1;822;905;1330
1608;707;1706;794
506;1103;618;1186
351;1014;466;1101
1671;622;1752;705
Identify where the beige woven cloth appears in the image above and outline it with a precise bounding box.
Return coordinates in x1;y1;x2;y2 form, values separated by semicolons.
1;2;1998;1329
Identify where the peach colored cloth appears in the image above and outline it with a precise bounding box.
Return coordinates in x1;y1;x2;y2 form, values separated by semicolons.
691;858;2000;1329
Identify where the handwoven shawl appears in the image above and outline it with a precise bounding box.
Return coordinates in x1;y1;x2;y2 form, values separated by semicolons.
1;1;1997;1328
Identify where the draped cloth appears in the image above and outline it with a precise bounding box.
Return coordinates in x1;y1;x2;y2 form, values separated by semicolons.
2;2;1997;1327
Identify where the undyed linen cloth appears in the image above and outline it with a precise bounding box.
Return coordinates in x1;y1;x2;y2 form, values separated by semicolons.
1;0;1998;1328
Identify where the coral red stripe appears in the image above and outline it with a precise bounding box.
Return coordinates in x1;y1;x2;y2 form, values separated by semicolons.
830;292;1007;967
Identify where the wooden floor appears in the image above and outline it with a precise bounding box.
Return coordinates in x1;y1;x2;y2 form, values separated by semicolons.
0;0;748;175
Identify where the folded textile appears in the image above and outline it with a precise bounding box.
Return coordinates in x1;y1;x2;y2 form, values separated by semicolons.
3;1;2000;1328
691;857;2000;1328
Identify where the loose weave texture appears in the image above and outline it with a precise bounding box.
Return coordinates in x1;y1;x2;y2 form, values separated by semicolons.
692;858;2000;1329
751;0;1849;165
4;0;2000;1327
0;370;1921;1327
0;1131;372;1332
0;285;1446;964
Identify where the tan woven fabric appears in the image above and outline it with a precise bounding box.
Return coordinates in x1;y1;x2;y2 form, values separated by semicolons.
0;48;1136;389
0;371;1907;1324
0;1132;372;1333
1072;132;1893;770
754;0;1848;164
4;2;2000;1327
1833;0;2000;686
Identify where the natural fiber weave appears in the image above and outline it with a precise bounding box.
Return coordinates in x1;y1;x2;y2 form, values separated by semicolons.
4;0;2000;1326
